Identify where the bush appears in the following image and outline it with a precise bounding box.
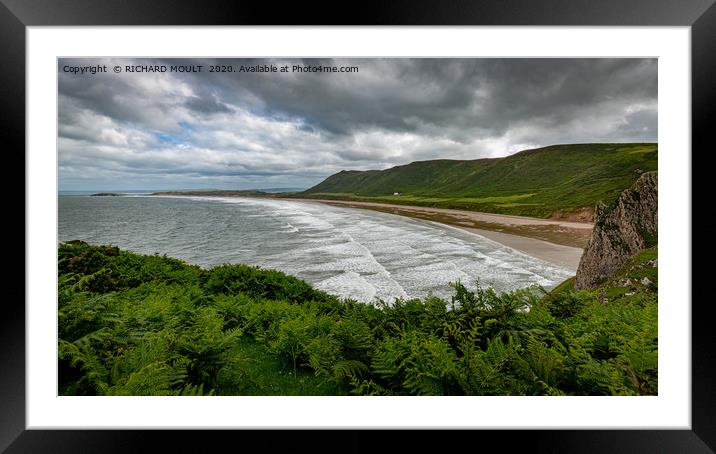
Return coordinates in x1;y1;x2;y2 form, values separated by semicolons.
203;263;333;303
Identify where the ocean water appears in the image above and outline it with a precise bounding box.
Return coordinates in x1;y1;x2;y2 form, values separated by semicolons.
58;195;574;303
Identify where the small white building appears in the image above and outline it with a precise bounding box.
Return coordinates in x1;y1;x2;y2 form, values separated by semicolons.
393;192;400;196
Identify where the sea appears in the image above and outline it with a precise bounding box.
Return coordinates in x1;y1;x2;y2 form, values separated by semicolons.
58;194;574;304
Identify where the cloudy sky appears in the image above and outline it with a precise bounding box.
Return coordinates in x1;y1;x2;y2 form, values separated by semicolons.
58;58;657;191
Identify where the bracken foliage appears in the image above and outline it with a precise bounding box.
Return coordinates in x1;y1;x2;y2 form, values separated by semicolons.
58;241;658;396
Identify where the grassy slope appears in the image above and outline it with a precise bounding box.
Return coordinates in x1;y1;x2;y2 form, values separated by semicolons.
58;241;657;396
299;143;657;218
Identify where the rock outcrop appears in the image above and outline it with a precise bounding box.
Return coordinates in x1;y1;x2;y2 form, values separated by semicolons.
548;206;595;223
574;172;657;290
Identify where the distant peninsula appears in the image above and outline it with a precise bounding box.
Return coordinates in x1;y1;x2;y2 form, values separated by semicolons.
151;189;281;197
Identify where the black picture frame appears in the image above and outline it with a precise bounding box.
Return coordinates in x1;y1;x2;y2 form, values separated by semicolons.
6;0;713;452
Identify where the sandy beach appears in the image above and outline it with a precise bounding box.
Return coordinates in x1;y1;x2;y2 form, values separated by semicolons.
282;197;591;270
450;225;584;270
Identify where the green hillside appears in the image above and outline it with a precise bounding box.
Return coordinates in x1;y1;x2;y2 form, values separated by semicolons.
300;143;657;219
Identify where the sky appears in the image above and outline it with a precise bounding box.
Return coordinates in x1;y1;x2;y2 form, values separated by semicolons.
58;58;657;191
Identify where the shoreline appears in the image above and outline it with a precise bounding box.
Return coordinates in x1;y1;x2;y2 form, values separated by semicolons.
445;224;584;270
281;198;590;270
151;193;590;271
290;198;594;230
280;196;590;249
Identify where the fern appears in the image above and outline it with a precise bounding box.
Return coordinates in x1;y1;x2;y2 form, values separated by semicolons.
106;362;175;396
332;360;369;381
57;243;658;396
178;383;216;396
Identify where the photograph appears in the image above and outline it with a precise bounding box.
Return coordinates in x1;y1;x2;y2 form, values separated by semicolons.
57;57;658;397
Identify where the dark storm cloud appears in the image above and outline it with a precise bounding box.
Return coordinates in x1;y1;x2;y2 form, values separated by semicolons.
58;58;657;190
172;58;656;139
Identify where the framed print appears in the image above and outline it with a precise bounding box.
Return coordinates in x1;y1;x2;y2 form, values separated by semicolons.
7;0;713;451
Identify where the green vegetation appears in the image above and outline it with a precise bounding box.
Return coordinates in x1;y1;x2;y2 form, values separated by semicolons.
298;143;657;218
59;241;657;396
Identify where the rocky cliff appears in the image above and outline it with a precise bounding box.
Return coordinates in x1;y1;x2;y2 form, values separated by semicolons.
574;172;657;290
